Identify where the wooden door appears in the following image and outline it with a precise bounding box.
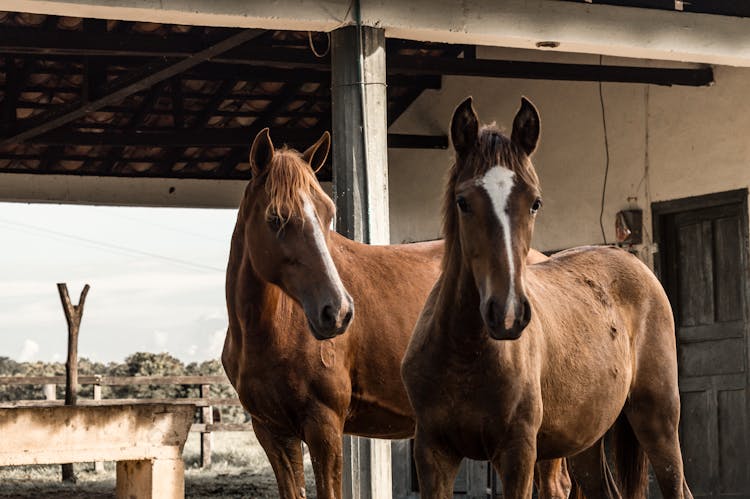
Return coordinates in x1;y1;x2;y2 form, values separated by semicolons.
654;189;750;499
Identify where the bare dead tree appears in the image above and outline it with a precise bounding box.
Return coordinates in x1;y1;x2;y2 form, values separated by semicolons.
57;283;90;483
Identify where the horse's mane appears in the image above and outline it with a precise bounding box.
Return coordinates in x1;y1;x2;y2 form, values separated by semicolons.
441;125;539;273
263;147;329;225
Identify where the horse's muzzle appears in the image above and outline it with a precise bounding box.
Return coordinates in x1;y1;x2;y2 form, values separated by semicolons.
307;296;354;340
484;295;531;340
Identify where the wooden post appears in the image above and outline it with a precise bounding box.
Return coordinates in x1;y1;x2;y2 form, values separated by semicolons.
43;383;56;401
200;383;213;468
57;282;90;483
93;377;104;473
331;24;392;499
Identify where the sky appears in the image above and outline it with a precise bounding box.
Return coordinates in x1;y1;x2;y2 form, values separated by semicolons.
0;202;238;363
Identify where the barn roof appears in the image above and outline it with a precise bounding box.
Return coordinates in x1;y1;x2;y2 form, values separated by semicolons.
0;10;713;183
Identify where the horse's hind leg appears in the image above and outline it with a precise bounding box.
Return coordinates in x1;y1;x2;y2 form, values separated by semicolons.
624;394;693;499
568;439;621;499
251;418;307;498
536;459;572;499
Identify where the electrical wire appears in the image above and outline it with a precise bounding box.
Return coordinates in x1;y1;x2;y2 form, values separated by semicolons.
598;55;610;245
308;31;331;58
0;217;224;273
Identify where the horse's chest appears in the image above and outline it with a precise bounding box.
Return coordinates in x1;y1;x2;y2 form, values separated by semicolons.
409;358;533;453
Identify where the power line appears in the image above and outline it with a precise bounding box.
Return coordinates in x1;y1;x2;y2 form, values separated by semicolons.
0;217;225;273
105;210;229;243
598;55;611;245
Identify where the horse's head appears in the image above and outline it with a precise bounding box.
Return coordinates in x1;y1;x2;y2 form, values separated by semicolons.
241;128;354;340
447;97;542;340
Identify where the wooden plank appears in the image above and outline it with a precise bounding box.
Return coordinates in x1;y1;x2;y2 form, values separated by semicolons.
0;374;229;386
679;390;713;495
678;338;746;377
676;221;714;327
677;320;745;343
714;217;744;323
0;29;264;147
0;397;241;408
718;389;749;493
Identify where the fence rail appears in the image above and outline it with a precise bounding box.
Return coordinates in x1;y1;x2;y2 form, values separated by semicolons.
0;375;250;468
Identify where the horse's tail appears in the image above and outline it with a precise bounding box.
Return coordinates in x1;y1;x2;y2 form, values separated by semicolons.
569;439;619;499
612;413;649;499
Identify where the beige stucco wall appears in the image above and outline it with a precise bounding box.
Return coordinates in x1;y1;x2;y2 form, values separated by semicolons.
388;49;750;268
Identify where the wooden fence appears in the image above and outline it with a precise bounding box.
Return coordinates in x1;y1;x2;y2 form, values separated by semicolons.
0;375;251;468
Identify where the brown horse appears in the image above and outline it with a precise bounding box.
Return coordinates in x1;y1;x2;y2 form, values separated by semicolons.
222;128;570;498
401;97;694;499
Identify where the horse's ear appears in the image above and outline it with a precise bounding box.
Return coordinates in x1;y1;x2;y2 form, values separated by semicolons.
511;97;540;156
302;131;331;174
250;128;275;177
451;97;479;157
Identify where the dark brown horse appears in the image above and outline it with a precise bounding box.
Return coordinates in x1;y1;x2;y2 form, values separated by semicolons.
222;128;569;498
401;97;694;499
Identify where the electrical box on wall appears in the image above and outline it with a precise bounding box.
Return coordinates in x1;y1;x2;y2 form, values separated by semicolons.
615;209;643;245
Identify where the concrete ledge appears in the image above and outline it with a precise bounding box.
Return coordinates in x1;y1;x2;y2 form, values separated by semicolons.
0;404;194;498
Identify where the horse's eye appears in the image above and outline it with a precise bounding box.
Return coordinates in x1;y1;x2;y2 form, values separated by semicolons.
267;215;283;231
531;198;543;214
456;196;470;213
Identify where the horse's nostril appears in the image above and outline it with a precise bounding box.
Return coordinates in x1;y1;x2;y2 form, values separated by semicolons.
486;299;502;328
343;308;353;326
321;304;336;327
520;297;532;327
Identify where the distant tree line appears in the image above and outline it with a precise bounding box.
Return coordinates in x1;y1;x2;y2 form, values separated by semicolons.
0;352;245;422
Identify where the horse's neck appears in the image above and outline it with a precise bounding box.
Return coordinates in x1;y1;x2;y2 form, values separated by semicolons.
432;260;486;347
232;241;295;340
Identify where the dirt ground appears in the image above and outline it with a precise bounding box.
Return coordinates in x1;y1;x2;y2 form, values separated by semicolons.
0;432;317;499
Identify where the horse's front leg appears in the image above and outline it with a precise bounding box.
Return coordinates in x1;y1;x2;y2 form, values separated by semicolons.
302;409;345;499
492;436;537;499
251;418;307;498
413;428;463;499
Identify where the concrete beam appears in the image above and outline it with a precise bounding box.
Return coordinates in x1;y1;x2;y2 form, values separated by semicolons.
7;0;750;66
0;173;247;208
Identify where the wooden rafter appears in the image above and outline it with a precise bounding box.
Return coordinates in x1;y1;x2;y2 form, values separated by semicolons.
214;81;305;175
387;55;714;86
1;56;20;134
164;79;238;173
0;29;265;147
105;81;167;173
32;129;447;149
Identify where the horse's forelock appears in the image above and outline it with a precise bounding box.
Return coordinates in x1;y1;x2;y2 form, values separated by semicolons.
264;147;328;225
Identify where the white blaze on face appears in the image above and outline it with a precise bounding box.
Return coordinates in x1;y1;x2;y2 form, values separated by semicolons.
302;194;347;304
476;166;517;328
